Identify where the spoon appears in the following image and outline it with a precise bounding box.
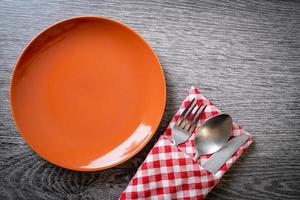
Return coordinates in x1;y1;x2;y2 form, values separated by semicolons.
193;114;232;161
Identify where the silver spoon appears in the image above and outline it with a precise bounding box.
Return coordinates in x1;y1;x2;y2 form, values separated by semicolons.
193;114;232;161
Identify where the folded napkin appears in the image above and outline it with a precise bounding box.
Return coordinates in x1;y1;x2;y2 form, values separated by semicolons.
119;87;253;199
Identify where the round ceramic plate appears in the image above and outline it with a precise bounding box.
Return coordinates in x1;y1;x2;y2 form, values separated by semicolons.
10;16;166;171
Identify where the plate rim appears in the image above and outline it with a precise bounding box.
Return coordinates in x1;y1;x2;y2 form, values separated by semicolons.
9;16;166;171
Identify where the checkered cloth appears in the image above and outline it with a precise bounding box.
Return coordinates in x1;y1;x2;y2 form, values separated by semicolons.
119;87;253;200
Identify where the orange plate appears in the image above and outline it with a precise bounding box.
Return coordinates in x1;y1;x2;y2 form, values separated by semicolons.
10;16;166;171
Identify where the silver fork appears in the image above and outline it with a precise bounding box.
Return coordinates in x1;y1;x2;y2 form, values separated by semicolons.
172;98;207;146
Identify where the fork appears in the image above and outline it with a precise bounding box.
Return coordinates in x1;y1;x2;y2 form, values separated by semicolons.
172;98;207;146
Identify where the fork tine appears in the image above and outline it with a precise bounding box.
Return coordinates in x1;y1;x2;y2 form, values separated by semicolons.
187;105;207;133
190;105;202;121
186;105;202;132
185;100;198;119
182;102;198;130
176;98;196;126
188;124;196;134
193;105;207;125
181;98;195;117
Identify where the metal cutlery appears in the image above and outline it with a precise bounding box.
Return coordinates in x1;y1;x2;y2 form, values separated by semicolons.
193;114;233;161
172;98;207;146
202;134;249;174
172;100;247;174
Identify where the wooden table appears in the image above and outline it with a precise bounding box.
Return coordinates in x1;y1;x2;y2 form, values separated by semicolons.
1;0;299;199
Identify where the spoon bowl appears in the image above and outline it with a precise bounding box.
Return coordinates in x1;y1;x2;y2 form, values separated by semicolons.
194;114;232;161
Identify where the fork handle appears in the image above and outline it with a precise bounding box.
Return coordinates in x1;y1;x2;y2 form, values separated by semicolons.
173;138;187;147
193;150;202;161
173;140;179;147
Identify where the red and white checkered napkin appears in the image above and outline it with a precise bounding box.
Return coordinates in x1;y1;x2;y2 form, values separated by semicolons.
119;87;253;200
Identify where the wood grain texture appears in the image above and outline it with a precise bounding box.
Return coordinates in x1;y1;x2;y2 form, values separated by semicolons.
1;0;300;199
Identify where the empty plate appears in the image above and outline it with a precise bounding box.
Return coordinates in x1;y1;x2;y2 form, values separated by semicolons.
10;16;166;171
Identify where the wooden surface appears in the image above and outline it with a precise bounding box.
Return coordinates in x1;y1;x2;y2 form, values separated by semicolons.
1;0;300;199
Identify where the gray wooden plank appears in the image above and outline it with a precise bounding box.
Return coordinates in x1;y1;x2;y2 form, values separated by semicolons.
0;0;300;199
